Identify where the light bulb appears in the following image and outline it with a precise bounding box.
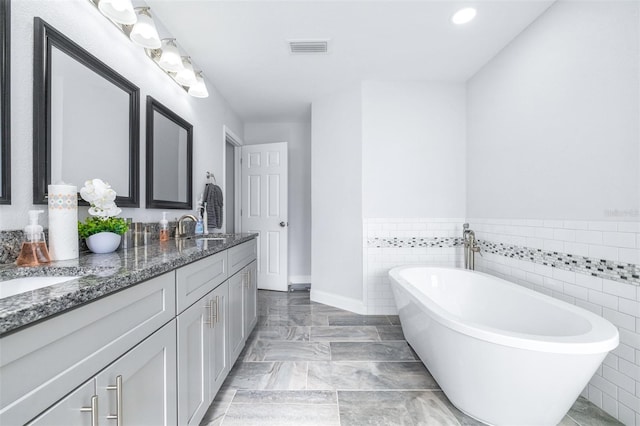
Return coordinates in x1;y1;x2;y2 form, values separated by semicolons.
189;72;209;98
452;8;477;25
175;57;197;87
98;0;137;25
157;39;183;72
129;8;161;49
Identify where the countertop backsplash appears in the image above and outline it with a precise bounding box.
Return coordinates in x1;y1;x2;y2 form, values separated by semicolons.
0;220;200;264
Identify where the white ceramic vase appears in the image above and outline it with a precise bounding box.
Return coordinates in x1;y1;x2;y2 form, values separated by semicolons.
86;232;121;254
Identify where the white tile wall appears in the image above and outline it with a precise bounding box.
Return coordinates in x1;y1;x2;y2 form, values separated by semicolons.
469;218;640;425
363;218;464;315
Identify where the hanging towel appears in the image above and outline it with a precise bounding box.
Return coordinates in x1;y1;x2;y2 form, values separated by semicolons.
203;183;223;229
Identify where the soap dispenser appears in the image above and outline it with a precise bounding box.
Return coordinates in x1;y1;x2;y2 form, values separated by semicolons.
16;210;51;266
159;212;170;242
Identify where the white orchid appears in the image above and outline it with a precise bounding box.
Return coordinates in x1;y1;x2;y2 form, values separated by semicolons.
80;178;122;219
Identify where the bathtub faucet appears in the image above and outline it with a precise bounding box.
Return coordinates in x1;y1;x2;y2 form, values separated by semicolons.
463;223;481;270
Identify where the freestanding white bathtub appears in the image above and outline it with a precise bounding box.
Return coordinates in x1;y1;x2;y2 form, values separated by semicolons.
388;266;619;426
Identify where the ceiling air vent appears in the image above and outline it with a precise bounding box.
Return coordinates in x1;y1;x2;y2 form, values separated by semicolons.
288;40;329;54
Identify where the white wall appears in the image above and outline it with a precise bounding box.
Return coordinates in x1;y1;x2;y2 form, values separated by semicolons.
466;1;640;424
0;0;243;230
362;81;466;218
311;86;364;311
467;0;639;221
243;122;312;280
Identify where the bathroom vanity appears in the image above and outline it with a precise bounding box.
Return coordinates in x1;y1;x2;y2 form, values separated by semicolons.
0;234;257;426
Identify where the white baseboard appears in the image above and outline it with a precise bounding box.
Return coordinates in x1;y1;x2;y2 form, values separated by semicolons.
310;289;366;315
288;275;312;285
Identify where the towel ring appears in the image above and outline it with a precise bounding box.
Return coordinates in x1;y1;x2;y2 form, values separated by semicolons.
206;171;216;184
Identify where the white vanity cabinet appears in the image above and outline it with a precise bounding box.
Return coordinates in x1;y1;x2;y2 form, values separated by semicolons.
0;272;176;426
30;321;177;426
228;269;246;364
177;281;229;426
0;237;258;426
244;260;258;337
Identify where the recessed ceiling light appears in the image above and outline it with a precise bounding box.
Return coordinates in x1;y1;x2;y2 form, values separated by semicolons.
452;7;477;25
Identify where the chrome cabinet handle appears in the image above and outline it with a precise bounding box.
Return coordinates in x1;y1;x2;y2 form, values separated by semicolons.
106;375;123;426
205;299;213;327
80;395;99;426
214;295;219;324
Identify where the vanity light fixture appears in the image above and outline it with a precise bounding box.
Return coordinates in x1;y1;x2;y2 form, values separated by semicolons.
157;38;183;72
98;0;136;25
451;7;477;25
90;0;209;98
174;56;197;87
188;72;209;98
129;7;161;49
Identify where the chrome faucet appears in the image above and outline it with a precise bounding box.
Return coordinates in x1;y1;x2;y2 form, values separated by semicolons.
177;214;198;238
463;223;481;270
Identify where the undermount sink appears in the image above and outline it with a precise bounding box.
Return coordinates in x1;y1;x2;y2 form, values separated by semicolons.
184;235;229;242
0;276;79;299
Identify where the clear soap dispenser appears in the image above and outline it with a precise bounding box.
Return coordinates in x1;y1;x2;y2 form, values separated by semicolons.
159;212;170;242
16;210;51;266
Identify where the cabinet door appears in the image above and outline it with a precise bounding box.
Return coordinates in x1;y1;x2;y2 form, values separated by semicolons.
177;297;210;426
244;261;258;337
97;320;177;426
28;379;97;426
227;270;245;364
208;282;228;398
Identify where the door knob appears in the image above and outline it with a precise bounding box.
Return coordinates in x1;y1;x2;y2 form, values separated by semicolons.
279;221;287;227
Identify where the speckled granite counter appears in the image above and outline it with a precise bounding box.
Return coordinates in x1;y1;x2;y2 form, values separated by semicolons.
0;233;256;336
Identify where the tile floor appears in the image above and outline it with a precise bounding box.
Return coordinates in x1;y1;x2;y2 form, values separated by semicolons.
200;290;622;426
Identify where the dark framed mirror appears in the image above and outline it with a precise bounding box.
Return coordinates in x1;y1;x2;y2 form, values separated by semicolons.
0;0;10;204
33;17;140;206
146;96;192;210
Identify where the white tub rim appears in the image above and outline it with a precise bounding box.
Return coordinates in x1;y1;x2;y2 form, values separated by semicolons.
389;265;619;354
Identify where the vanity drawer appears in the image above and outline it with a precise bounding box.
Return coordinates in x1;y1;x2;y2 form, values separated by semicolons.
176;250;227;313
228;240;257;277
0;272;175;426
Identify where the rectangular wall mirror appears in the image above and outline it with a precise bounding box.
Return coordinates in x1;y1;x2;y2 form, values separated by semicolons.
0;0;10;204
146;96;193;210
33;17;140;206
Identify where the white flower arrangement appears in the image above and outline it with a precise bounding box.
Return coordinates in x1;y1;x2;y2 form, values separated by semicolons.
78;179;127;239
80;178;122;218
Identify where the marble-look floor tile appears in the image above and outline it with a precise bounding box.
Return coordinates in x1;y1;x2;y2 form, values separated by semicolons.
328;314;392;326
330;342;417;361
233;390;337;404
338;390;460;426
387;315;401;325
252;326;310;341
310;326;380;342
265;305;313;316
224;361;308;390
376;325;405;340
307;361;439;390
199;385;236;426
566;397;623;426
430;390;485;426
222;402;340;426
558;416;580;426
243;340;331;361
311;303;349;313
265;313;329;326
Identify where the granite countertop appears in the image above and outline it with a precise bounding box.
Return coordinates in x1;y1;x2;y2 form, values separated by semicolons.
0;233;257;336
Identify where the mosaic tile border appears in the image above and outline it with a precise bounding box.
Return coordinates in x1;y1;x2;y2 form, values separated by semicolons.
479;240;639;286
365;235;639;286
366;237;463;248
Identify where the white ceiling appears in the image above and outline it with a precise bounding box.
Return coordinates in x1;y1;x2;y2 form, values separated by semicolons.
146;0;555;122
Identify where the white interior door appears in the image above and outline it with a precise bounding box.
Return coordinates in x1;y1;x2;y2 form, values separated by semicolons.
241;142;288;291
